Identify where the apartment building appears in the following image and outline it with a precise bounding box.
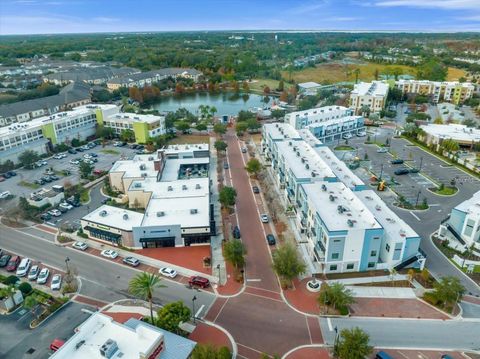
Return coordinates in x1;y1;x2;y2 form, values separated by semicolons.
395;80;474;104
81;144;214;249
262;122;423;274
349;81;389;115
286;105;353;130
419;123;480;147
43;66;139;85
438;190;480;252
0;103;165;163
106;68;203;90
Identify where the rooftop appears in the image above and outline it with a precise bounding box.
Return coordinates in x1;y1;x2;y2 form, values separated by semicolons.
289;105;350;118
420;123;480;142
163;143;209;155
108;68;202;85
306;115;364;129
263;122;303;141
161;157;209;181
396;79;475;88
110;154;158;179
356;190;418;239
298;81;322;89
50;313;195;359
107;112;164;124
82;205;144;231
454;190;480;217
351;81;389;97
302;181;381;232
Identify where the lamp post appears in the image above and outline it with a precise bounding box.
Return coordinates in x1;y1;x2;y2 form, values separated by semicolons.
216;264;221;285
415;190;421;207
65;257;70;275
419;156;423;172
379;163;384;180
333;326;339;356
192;296;197;324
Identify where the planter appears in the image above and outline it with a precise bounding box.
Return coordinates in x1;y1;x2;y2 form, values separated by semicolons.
306;279;322;293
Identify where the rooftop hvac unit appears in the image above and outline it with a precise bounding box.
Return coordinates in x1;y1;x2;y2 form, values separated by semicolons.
321;184;327;191
311;172;316;178
141;173;147;177
305;164;309;169
190;209;198;214
329;195;335;202
301;158;305;163
139;164;146;170
134;182;141;188
123;213;129;220
195;183;201;189
337;205;345;214
167;186;173;191
289;141;292;146
347;219;354;227
99;339;118;359
148;156;154;161
182;185;187;190
99;210;107;217
296;151;300;157
157;211;165;217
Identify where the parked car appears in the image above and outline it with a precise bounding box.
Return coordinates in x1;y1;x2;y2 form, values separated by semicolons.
375;351;394;359
260;214;269;223
188;276;210;288
123;256;140;267
101;198;109;204
28;265;40;280
16;258;32;277
377;147;388;153
53;154;63;159
356;132;367;137
0;254;12;267
50;338;65;352
68;148;77;154
100;249;118;259
51;274;62;290
58;206;68;214
83;154;92;160
7;171;16;177
72;241;88;251
40;213;52;221
342;133;353;139
49;174;59;181
0;176;5;182
0;191;11;199
34;179;46;185
76;147;84;152
66;196;80;207
48;209;62;217
6;255;21;272
37;268;50;284
223;162;229;169
2;172;11;179
241;147;247;153
69;159;80;165
41;176;52;183
59;202;73;211
394;168;410;175
232;225;241;239
266;234;276;245
390;159;404;165
129;144;138;149
252;186;260;194
159;267;177;278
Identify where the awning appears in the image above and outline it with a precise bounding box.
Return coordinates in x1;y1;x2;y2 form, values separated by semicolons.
139;236;176;243
84;226;121;240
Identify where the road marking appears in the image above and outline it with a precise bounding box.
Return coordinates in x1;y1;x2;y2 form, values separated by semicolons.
246;278;262;282
195;304;205;318
81;308;95;314
429;204;441;207
305;316;313;344
213;298;230;323
410;211;421;221
327;317;333;331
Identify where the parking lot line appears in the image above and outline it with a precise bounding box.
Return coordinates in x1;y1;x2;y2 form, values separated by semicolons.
410;211;420;221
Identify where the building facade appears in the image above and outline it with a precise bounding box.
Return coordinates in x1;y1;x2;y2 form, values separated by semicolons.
286;105;353;130
349;81;389;115
395;80;475;104
419;123;480;147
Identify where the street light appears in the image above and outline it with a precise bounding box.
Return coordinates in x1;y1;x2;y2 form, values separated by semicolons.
419;156;423;172
379;163;384;180
333;326;339;355
192;296;197;324
415;190;421;207
216;264;221;285
65;257;70;274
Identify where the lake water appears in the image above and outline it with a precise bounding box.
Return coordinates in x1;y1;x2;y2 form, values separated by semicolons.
151;92;273;116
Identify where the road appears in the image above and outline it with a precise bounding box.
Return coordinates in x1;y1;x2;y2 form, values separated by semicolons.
321;317;480;351
0;223;216;313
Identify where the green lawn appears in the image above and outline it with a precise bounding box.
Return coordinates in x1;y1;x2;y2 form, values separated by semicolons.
168;135;210;145
79;189;90;203
433;186;458;195
18;180;40;189
334;145;355;151
100;149;120;155
247;78;292;92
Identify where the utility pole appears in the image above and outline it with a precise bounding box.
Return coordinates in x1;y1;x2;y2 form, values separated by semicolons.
415;190;421;207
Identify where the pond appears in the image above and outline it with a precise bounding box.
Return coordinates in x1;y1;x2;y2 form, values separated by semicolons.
151;92;273;116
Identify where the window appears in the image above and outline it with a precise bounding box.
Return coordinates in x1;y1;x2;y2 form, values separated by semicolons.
386;244;390;252
331;253;339;260
346;263;354;270
367;262;375;268
370;250;377;257
329;264;337;271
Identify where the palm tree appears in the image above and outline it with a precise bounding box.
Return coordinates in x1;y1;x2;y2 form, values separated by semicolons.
353;68;361;84
318;282;355;312
128;272;166;323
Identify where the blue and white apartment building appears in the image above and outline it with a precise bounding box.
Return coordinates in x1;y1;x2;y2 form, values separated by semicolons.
286;105;365;143
262;122;424;274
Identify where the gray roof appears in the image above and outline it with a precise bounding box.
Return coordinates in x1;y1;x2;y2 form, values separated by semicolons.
45;67;139;82
0;82;91;118
108;67;202;85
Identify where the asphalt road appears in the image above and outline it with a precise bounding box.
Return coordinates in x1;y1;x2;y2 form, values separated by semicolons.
0;223;216;313
320;317;480;351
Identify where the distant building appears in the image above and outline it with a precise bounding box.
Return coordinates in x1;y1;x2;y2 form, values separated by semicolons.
286;105;353;130
395;80;474;105
107;68;203;91
50;312;196;359
298;82;322;96
349;81;389;115
0;82;92;126
419;123;480;147
44;67;139;85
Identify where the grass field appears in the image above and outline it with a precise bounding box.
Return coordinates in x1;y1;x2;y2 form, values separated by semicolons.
447;67;467;81
100;149;120;155
248;78;292;92
169;134;210;145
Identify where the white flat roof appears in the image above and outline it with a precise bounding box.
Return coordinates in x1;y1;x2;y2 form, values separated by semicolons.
299;81;321;88
306;115;363;129
263;122;302;141
356;190;418;239
75;103;119;112
50;313;164;359
110;154;158;178
396;79;475;88
302;182;381;232
82;205;144;231
164;143;209;155
351;81;389;97
107;112;164;124
277;140;335;179
289;105;349;118
420;123;480;143
454;190;480;217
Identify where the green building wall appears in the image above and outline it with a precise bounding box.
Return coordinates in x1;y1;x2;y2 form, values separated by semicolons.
41;123;57;145
132;122;149;144
95;109;104;126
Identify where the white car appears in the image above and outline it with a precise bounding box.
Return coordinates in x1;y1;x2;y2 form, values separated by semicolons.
101;249;118;259
72;241;88;251
48;209;62;217
69;159;79;165
16;258;32;277
28;265;40;280
83;154;92;160
260;214;269;223
0;191;11;199
357;132;367;137
50;274;62;290
377;147;389;153
37;268;50;284
59;202;73;211
53;154;63;159
159;267;177;278
342;133;353;139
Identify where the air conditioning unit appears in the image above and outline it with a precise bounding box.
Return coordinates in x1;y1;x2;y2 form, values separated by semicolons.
182;185;187;190
195;184;201;189
347;219;354;227
100;210;107;217
190;209;198;214
167;186;173;191
156;211;165;217
99;339;118;359
123;213;129;220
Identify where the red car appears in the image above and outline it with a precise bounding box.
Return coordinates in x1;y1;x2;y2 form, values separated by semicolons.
6;256;20;272
50;338;65;352
189;276;210;288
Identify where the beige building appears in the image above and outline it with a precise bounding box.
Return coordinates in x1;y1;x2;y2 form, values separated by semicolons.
349;81;389;115
395;80;474;105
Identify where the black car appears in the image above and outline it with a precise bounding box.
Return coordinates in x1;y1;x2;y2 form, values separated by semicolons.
89;153;98;157
390;159;404;165
123;256;140;267
223;162;229;169
68;148;77;154
42;176;52;183
34;179;45;185
66;196;80;207
2;172;11;179
0;254;11;267
252;186;260;194
7;171;17;176
40;213;52;221
232;225;241;239
137;145;145;150
76;147;84;152
394;168;410;175
50;174;59;181
129;144;138;149
266;234;276;245
101;198;109;204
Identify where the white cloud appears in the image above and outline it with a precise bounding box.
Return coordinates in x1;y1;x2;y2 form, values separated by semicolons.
329;16;359;21
290;1;328;15
92;17;119;23
373;0;480;9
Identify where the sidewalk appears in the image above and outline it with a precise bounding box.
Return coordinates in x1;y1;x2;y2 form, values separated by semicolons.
345;286;417;298
326;274;408;285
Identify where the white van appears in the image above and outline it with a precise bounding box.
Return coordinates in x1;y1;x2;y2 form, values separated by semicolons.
16;258;32;277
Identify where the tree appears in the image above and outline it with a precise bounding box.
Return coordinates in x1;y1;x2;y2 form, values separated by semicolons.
235;121;248;135
271;109;286;119
336;327;373;359
263;86;271;95
407;269;416;283
175;121;191;133
246;118;261;132
441;139;459;153
18;150;40;169
120;129;135;142
433;276;465;311
277;80;284;92
318;282;355;313
420;268;430;285
245;158;261;177
79;161;93;179
353;68;361;84
156;301;191;335
374;68;379;81
195;122;208;131
433;117;443;124
214;140;228;152
191;344;231;359
129;86;143;103
272;242;306;286
128;272;166;323
213;123;227;136
219;186;237;208
242;81;250;92
224;239;246;269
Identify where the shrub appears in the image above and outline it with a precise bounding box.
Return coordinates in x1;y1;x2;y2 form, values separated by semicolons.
423;291;439;305
4;275;19;285
18;282;32;295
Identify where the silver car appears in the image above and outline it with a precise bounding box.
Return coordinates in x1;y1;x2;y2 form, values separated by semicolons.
37;268;50;284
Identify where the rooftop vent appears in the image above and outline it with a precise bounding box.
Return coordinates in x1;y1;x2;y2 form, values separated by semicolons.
123;213;129;220
156;211;165;217
311;172;316;177
167;186;173;191
99;210;107;217
195;183;201;189
347;219;354;227
190;209;198;214
329;195;336;202
321;184;327;191
134;182;141;188
99;339;118;359
139;164;146;170
182;185;187;190
141;173;148;177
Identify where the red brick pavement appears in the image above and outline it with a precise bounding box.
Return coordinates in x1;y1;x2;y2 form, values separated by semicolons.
217;259;243;296
350;298;449;319
74;295;108;308
283;278;321;315
189;322;232;351
237;343;267;358
463;295;480;306
306;316;323;344
204;297;229;322
285;347;330;359
244;286;283;301
36;224;59;234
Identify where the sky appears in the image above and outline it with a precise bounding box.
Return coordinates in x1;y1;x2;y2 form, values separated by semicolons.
0;0;480;35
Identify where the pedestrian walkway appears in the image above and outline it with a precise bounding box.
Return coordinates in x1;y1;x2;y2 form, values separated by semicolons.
327;274;408;285
345;286;417;298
